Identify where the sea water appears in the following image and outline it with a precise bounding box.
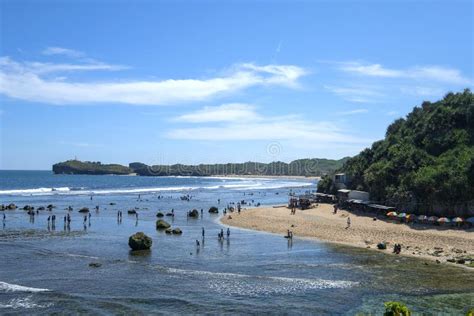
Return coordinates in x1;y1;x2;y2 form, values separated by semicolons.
0;171;473;314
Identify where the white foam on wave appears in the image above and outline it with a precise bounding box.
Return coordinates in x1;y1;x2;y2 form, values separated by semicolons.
165;267;357;295
0;179;313;197
0;187;70;195
0;296;52;309
0;281;49;293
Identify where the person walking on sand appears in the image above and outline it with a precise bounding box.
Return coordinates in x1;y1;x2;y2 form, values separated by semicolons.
346;216;351;229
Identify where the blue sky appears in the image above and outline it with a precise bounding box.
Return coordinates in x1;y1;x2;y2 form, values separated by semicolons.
0;0;473;170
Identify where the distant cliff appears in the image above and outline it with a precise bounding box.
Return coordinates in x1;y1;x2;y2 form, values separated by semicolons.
130;158;349;177
52;160;133;175
53;158;349;177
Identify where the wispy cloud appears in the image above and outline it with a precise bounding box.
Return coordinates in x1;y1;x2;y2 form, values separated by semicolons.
175;103;260;123
0;56;307;106
324;85;383;103
336;108;369;115
42;47;84;58
59;141;103;148
338;61;473;85
167;104;372;148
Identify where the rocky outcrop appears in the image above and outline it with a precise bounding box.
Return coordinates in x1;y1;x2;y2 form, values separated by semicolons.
209;206;219;213
127;209;137;215
156;212;164;217
188;209;199;218
156;219;171;230
79;207;90;213
128;232;152;251
172;228;182;235
53;160;133;175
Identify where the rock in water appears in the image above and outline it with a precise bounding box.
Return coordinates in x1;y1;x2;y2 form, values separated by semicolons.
156;212;164;217
172;228;182;235
156;219;171;230
128;232;152;251
79;207;90;213
89;262;102;268
127;209;137;214
188;209;199;218
165;228;172;234
208;206;219;213
7;203;17;210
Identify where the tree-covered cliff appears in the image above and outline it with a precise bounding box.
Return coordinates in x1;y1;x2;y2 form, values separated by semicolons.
324;89;474;214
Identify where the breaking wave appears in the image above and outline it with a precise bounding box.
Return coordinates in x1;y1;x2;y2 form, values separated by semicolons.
0;281;49;293
0;181;313;197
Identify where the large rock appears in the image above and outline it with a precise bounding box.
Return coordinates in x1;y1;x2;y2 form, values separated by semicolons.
79;207;90;213
156;219;171;230
188;209;199;218
128;232;152;251
7;203;17;210
156;212;164;217
127;209;137;215
23;205;34;211
208;206;219;213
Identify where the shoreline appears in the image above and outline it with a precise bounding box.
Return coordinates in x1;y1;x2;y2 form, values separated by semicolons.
221;204;474;269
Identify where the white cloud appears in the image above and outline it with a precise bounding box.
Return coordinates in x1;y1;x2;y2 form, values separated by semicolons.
324;85;383;103
42;47;84;58
0;57;307;105
337;108;369;115
176;103;260;123
167;105;372;148
59;141;102;148
339;61;473;85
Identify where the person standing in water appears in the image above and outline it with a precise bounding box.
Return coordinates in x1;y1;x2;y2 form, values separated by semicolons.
226;228;230;238
202;227;205;238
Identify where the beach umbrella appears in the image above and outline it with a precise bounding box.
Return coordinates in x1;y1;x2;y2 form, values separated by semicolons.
386;211;397;217
437;217;450;224
452;217;464;223
417;215;428;221
397;212;407;218
428;216;438;222
406;214;416;221
465;217;474;224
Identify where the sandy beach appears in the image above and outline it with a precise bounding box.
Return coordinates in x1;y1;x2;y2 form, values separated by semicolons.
221;204;474;268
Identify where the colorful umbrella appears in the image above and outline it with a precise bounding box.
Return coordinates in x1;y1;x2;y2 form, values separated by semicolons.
428;216;439;222
386;211;397;217
452;217;464;223
397;212;407;218
417;215;428;221
406;214;416;221
437;217;450;223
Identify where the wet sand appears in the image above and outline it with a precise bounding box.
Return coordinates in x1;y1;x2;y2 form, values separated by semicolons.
221;204;474;268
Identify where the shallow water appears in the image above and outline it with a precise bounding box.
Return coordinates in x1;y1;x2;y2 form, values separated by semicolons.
0;171;473;314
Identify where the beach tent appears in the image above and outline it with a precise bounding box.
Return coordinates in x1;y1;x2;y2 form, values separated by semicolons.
428;216;439;222
466;217;474;224
437;217;450;224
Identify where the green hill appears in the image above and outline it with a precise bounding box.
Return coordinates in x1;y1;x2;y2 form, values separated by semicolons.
52;160;133;175
320;89;474;216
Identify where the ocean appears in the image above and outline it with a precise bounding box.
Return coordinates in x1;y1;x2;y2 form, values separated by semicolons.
0;171;473;314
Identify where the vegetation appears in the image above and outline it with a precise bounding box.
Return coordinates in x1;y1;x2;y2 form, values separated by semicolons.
326;90;473;214
52;160;132;175
131;158;348;177
383;301;411;316
54;158;349;177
